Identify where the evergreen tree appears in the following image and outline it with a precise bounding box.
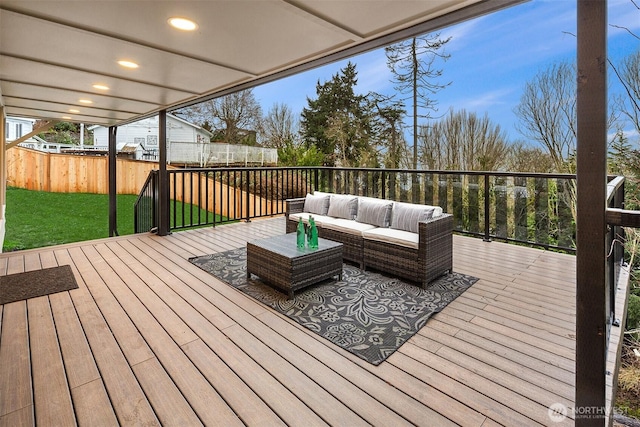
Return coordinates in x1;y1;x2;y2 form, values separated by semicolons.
300;62;370;166
368;95;407;169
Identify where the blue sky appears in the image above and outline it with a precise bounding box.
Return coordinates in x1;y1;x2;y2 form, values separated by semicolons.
253;0;640;144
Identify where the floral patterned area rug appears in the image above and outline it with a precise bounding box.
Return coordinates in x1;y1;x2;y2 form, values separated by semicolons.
189;248;478;365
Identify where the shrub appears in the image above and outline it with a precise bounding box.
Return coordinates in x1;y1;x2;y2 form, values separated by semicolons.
627;294;640;336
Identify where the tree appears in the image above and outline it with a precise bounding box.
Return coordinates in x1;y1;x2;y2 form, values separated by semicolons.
325;109;377;167
262;103;298;150
385;34;451;169
368;95;407;169
36;121;85;145
300;62;371;166
506;141;555;173
614;49;640;141
514;62;577;173
277;142;324;166
418;109;509;171
176;89;262;145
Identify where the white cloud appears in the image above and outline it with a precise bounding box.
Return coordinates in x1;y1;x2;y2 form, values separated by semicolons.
438;18;485;53
353;52;392;94
609;0;640;35
443;87;516;112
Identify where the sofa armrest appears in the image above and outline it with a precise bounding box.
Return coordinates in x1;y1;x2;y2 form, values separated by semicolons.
418;213;453;242
285;198;306;218
418;214;453;271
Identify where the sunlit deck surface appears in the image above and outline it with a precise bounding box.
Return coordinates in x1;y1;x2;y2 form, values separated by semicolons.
0;216;604;426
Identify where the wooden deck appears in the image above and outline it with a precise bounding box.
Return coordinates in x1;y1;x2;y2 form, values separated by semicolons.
0;216;623;426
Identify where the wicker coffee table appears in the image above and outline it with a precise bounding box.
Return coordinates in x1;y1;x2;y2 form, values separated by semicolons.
246;233;343;298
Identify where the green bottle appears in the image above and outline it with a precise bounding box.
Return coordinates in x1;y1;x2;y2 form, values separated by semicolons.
296;219;305;248
309;217;318;249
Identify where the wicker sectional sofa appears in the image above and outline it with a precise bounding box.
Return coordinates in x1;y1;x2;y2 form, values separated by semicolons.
285;192;453;288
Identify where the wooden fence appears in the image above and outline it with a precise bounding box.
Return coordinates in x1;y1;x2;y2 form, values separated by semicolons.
6;146;159;195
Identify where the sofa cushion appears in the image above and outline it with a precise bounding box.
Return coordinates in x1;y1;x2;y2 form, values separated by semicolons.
322;218;376;235
327;195;358;220
303;193;330;215
289;212;337;226
391;202;436;233
362;227;419;249
356;198;393;228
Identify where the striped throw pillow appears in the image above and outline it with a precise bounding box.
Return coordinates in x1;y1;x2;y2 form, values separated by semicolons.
356;199;393;227
303;193;330;215
391;202;436;233
327;195;358;220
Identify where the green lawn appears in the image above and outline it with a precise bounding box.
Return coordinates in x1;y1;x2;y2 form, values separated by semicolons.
3;187;139;251
3;187;227;251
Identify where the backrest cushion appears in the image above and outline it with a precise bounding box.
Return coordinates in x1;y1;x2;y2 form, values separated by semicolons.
327;194;358;220
391;202;436;233
356;198;393;228
303;193;330;215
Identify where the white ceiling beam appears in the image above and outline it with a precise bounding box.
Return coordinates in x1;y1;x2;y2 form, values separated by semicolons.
0;54;202;96
280;0;364;41
0;6;259;77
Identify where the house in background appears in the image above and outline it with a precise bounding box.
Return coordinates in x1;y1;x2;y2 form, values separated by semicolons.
5;116;34;142
90;114;278;166
5;116;74;153
90;113;214;164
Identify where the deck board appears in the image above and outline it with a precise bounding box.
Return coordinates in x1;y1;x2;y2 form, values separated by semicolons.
54;248;159;426
81;245;242;427
27;296;76;426
0;216;629;426
0;301;33;423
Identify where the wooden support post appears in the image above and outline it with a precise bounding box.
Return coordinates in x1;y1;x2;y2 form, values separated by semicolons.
575;0;608;425
108;126;118;237
158;110;170;236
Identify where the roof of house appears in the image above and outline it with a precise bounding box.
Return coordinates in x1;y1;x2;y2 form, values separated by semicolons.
87;113;214;137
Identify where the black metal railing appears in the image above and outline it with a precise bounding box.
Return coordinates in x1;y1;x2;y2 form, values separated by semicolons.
134;166;582;251
134;170;158;233
317;168;578;252
166;167;319;230
134;167;317;232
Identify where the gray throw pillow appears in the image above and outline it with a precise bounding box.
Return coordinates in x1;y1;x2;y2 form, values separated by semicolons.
303;193;330;215
356;199;393;227
327;195;358;220
391;202;435;233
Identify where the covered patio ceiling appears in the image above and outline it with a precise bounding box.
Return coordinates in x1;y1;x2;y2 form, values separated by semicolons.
0;0;524;127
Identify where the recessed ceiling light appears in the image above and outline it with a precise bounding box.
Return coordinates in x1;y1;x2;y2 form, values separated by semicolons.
168;17;198;31
92;84;110;90
117;60;139;69
78;99;93;104
62;116;72;120
69;109;80;113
